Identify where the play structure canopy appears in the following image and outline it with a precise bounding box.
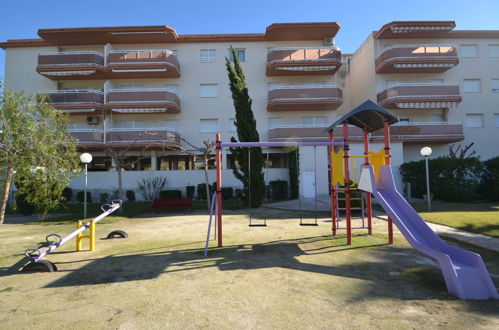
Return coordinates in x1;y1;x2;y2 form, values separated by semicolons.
324;100;399;133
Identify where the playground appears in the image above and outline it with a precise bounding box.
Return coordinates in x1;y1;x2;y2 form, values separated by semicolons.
1;101;499;327
1;209;499;329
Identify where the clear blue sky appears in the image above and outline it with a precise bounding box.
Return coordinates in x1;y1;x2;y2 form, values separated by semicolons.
1;0;499;82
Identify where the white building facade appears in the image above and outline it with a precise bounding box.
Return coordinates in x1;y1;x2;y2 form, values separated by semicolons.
1;21;498;200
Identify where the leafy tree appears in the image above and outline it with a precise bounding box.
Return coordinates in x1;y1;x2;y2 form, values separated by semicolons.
225;47;265;207
0;89;80;224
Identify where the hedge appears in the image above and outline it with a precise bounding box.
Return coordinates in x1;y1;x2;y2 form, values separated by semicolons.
482;156;499;201
159;190;182;199
126;190;136;202
76;191;92;203
269;180;288;200
186;186;195;199
400;156;483;202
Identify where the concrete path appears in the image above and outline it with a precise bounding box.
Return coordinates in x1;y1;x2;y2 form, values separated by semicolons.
264;199;499;253
373;212;499;253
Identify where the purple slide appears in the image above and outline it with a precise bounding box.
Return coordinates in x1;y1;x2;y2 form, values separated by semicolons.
358;165;498;300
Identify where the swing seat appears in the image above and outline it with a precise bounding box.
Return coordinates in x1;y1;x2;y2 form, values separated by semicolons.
299;223;318;226
249;223;267;227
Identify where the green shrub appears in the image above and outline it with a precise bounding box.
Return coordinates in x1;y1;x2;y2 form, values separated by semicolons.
100;192;109;203
62;187;72;203
186;186;195;199
269;180;288;200
288;148;299;199
159;190;182;199
15;193;35;216
235;188;243;201
126;190;136;202
222;187;234;200
76;191;92;203
400;156;484;202
482;156;499;200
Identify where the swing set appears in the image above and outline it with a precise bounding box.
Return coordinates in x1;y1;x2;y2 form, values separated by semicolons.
213;116;394;248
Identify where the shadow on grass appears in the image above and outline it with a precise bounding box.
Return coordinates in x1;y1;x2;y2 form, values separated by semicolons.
40;234;499;314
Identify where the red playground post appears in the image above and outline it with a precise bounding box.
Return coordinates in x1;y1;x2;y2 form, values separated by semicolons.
363;128;373;235
216;133;223;247
328;131;337;235
383;120;394;244
343;122;352;245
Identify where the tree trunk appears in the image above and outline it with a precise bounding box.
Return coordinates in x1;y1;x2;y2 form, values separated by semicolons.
0;167;15;225
204;156;211;211
116;160;124;213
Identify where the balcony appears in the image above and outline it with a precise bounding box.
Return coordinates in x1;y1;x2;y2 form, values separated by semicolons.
107;49;180;78
268;122;464;143
267;85;342;112
69;129;105;147
37;51;105;80
377;84;461;109
106;128;181;149
266;48;341;76
376;45;459;73
41;89;105;113
386;122;464;143
37;49;181;80
106;88;181;113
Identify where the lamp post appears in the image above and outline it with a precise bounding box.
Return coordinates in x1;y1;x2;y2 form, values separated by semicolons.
80;153;93;219
420;147;432;211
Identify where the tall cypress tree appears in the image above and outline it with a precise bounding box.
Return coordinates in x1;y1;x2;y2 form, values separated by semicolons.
225;47;265;207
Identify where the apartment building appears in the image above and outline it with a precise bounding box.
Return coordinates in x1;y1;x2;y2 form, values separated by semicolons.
1;21;498;199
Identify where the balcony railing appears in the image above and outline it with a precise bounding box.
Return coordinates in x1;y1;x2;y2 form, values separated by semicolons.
69;129;105;145
267;47;341;76
377;83;461;109
37;49;180;79
376;44;458;73
106;88;180;113
107;49;180;77
41;89;104;105
107;128;181;146
268;122;464;143
267;85;343;112
37;51;105;79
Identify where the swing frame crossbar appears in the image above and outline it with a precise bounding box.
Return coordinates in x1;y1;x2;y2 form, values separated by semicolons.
215;135;343;248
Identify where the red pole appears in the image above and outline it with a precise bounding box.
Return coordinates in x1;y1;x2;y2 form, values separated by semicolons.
215;133;223;247
383;121;394;244
363;128;373;235
343;123;352;245
328;131;337;235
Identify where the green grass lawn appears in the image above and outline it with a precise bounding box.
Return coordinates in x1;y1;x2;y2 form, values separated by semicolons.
411;201;499;238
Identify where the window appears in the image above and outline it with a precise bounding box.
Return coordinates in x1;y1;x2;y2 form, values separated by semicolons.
229;48;246;62
495;114;499;128
465;114;484;128
488;45;499;57
463;79;481;93
158;155;194;171
303;116;327;127
460;45;479;57
430;114;446;122
200;49;217;62
200;119;218;133
165;120;179;132
199;84;218;97
491;79;499;93
269;117;283;128
229;118;236;132
398;118;410;126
